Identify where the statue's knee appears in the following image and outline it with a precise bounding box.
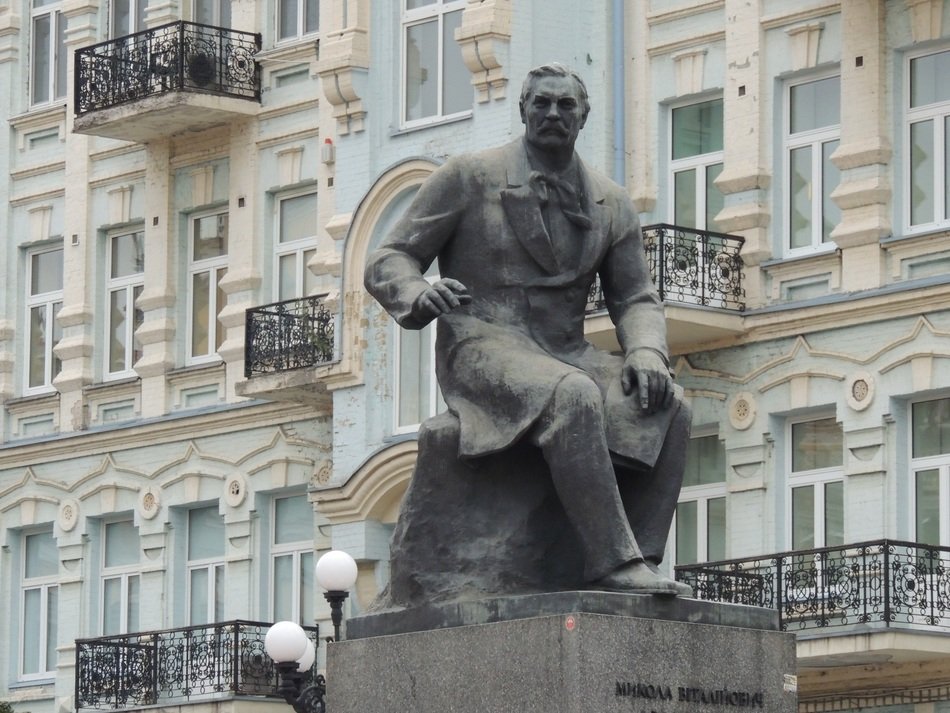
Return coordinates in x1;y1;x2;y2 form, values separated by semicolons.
554;372;603;412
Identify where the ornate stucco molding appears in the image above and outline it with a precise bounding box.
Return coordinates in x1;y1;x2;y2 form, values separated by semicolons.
455;0;512;103
316;0;369;135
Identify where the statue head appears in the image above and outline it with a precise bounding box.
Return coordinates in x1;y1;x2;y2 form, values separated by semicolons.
519;63;591;155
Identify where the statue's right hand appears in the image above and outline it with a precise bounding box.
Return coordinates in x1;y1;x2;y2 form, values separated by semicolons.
411;278;472;323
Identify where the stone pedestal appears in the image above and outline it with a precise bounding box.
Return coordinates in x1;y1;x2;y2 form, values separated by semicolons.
330;592;798;713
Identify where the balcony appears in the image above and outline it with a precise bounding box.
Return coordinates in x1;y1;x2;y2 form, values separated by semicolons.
585;223;746;353
75;620;320;710
73;21;261;143
238;295;337;405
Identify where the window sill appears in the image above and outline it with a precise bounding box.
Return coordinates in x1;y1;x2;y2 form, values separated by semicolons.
391;111;473;138
9;677;56;690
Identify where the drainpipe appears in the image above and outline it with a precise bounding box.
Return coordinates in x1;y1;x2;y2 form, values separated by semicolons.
611;0;626;186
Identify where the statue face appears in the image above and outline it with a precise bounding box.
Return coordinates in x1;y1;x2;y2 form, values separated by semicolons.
521;74;588;153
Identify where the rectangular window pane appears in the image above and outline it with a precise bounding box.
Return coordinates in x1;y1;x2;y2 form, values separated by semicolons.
672;99;724;159
275;495;312;544
214;565;225;622
407;0;436;7
103;577;121;634
112;232;145;278
32;249;64;295
188;506;224;560
821;140;841;243
673;169;697;229
792;418;842;471
113;0;131;35
194;0;212;25
916;469;941;545
790;76;840;134
190;568;209;624
303;249;317;295
911;50;950;108
133;285;144;365
792;485;815;549
23;589;41;674
946;116;950;221
299;551;313;625
215;267;227;350
273;555;293;621
278;0;297;40
29;306;48;388
789;146;813;250
191;272;210;357
676;501;698;565
52;301;62;381
706;163;724;231
26;531;57;578
46;586;58;672
304;0;318;34
279;193;317;243
105;521;138;568
32;14;51;104
397;323;433;427
682;434;726;487
405;20;438;122
824;481;844;547
910;120;935;226
913;398;950;458
54;13;66;99
707;497;726;562
193;214;228;260
278;254;297;302
441;10;469;116
128;575;140;632
109;289;129;373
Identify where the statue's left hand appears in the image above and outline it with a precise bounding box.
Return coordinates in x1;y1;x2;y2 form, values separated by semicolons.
621;349;674;414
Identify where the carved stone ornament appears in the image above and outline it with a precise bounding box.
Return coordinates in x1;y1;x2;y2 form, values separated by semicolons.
139;488;161;520
59;499;80;531
729;391;757;430
846;371;875;412
224;474;247;508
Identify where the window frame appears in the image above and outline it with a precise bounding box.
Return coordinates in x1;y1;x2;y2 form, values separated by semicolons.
400;0;471;129
273;189;318;302
30;0;66;107
185;505;226;626
100;518;141;636
910;396;950;545
392;271;443;433
276;0;318;43
270;494;314;625
672;430;727;566
192;0;230;26
105;229;146;379
186;209;229;365
904;47;950;234
19;528;59;681
782;72;842;257
668;96;725;232
109;0;147;38
25;245;64;395
786;415;845;550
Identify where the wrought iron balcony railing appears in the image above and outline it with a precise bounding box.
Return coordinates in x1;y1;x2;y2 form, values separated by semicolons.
245;294;336;378
676;539;950;633
75;21;261;116
586;223;746;314
75;619;320;710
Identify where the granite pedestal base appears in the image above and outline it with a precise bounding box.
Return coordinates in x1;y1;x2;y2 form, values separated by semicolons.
329;592;797;713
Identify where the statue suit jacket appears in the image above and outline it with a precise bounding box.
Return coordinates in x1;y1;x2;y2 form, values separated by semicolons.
365;138;678;469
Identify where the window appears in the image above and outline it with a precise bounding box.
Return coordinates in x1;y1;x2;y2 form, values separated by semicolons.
272;495;314;625
674;434;727;565
275;192;318;302
906;49;950;230
21;529;58;679
912;397;950;545
106;231;145;378
788;417;844;549
186;506;225;625
188;211;228;362
110;0;146;37
784;75;842;255
394;263;444;431
277;0;317;41
402;0;470;126
670;99;724;231
193;0;229;26
101;520;140;635
26;247;63;392
30;0;66;105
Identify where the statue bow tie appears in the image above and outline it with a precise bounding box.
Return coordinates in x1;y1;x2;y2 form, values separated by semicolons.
527;171;593;230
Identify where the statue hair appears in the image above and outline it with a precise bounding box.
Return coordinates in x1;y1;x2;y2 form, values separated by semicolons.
519;63;591;119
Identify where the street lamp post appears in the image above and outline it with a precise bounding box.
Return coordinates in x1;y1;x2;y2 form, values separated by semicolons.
264;550;359;713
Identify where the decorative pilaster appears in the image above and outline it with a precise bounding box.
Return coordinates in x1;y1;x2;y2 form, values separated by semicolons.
455;0;512;103
906;0;943;43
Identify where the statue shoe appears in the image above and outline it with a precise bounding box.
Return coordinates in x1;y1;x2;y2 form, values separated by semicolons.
593;561;691;597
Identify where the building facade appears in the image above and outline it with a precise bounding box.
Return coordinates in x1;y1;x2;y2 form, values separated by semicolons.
1;1;950;713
